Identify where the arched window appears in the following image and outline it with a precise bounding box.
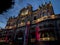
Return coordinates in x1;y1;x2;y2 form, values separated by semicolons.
48;23;54;27
34;16;36;20
31;32;35;38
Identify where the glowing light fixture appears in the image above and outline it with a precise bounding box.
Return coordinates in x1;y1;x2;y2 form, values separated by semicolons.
51;15;55;19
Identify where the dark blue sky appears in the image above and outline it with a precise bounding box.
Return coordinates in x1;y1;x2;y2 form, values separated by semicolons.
0;0;60;28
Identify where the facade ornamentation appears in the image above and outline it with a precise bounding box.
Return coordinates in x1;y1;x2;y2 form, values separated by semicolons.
0;1;60;45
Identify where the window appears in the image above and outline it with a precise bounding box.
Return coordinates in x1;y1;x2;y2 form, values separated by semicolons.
9;26;12;29
49;32;55;37
44;25;48;28
31;32;35;38
39;26;43;29
40;32;50;38
21;10;28;15
34;16;36;20
48;23;54;27
17;32;23;37
20;22;25;26
59;24;60;27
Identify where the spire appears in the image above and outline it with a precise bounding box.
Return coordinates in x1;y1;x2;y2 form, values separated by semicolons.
27;3;32;8
49;1;51;4
45;2;47;5
38;5;42;10
27;3;31;6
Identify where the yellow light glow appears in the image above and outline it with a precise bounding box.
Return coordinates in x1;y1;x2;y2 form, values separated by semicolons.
13;25;16;28
36;19;40;23
9;26;12;29
21;22;24;25
37;19;40;22
43;38;46;40
51;15;55;19
20;22;25;26
31;38;35;42
47;37;50;40
36;16;48;23
25;10;28;14
50;4;52;6
32;20;36;24
33;15;56;24
6;26;8;29
27;21;30;25
21;10;28;16
21;13;24;15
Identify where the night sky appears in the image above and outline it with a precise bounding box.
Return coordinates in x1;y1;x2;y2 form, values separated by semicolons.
0;0;60;28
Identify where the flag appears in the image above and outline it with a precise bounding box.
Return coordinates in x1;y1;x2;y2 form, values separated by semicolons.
35;24;40;41
5;31;8;43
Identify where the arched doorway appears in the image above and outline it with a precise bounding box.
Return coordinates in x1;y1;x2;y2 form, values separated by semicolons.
15;31;24;45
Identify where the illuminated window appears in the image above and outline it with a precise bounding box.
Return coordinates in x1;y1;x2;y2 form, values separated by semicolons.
6;26;8;29
27;18;30;24
18;23;19;27
9;26;12;29
14;25;16;28
21;10;28;16
20;22;25;26
51;15;55;19
40;32;52;38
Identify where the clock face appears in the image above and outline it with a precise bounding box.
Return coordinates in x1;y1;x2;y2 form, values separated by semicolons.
21;10;28;15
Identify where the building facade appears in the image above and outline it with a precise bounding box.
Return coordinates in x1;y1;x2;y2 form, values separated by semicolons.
2;1;60;45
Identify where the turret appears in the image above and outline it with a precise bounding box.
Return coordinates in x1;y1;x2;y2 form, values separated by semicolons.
47;1;54;15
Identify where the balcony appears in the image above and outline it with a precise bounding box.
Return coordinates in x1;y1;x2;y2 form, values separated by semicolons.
19;22;25;27
32;15;56;24
32;20;36;24
31;38;36;42
30;37;56;42
40;37;56;41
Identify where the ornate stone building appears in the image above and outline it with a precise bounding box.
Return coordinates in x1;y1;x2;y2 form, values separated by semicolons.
4;1;60;45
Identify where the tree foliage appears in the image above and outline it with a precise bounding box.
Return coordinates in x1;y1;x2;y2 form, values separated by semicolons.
0;0;14;14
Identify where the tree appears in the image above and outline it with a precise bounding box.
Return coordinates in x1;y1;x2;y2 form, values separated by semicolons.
0;0;14;14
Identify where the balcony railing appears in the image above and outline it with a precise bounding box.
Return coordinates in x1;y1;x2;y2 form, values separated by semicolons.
30;37;56;42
